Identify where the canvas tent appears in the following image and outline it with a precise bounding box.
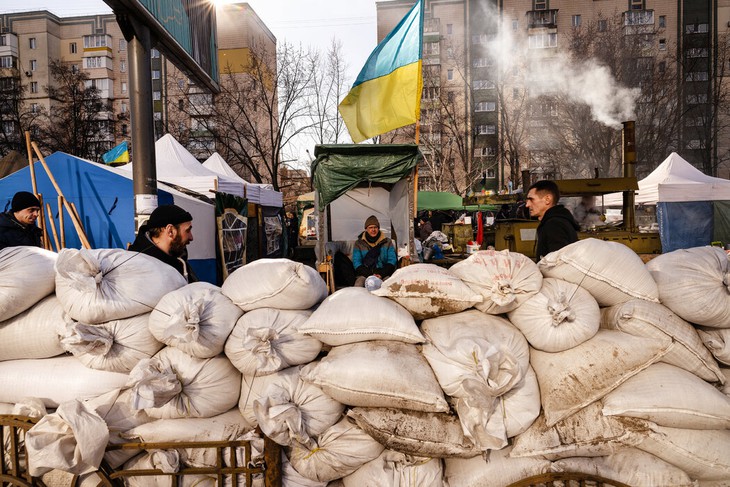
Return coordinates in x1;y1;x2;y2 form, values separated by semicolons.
202;152;283;207
117;134;244;198
603;152;730;251
312;144;421;263
0;152;218;283
417;191;464;211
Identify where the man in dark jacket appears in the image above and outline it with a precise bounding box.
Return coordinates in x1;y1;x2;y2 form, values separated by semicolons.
352;215;397;287
128;204;198;282
526;180;579;259
0;191;43;251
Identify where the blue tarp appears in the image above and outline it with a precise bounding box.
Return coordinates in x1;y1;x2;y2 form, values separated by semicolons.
0;152;217;283
657;201;714;253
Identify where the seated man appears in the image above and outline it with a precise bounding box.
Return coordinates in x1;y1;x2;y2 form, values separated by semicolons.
352;215;397;287
0;191;43;251
128;204;198;282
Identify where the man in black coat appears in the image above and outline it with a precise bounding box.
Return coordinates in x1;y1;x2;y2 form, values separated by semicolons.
525;180;579;259
128;204;198;282
0;191;43;251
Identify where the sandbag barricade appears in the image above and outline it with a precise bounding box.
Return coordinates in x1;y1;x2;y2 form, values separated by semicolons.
0;295;65;361
0;246;56;322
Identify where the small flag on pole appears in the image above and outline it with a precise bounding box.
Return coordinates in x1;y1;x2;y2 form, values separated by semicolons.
338;0;423;143
102;141;130;165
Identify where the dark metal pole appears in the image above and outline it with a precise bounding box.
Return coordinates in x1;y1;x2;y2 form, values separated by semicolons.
124;16;158;230
622;120;636;232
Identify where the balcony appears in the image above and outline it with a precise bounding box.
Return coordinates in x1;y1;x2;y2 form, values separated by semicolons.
424;18;440;41
623;10;654;34
527;10;558;29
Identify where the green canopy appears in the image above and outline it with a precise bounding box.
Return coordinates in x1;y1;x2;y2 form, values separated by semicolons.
312;144;421;210
417;191;464;211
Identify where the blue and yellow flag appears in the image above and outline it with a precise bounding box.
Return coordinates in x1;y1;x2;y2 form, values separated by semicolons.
338;0;423;143
102;141;130;165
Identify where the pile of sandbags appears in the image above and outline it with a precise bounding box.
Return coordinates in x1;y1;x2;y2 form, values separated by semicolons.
2;241;729;487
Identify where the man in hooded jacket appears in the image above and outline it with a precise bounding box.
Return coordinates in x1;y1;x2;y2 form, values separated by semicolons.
352;215;397;287
128;204;198;282
0;191;43;251
525;180;579;259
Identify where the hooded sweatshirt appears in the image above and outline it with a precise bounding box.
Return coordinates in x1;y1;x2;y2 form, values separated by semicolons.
535;205;580;259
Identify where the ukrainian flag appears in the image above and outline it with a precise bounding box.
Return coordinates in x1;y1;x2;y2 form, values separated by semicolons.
102;141;130;165
339;0;423;143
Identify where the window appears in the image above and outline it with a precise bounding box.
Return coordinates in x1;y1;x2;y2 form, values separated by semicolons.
533;0;547;10
119;39;127;51
178;99;184;110
686;71;708;82
152;70;161;80
29;37;36;49
476;124;496;135
84;56;103;68
629;0;644;10
423;86;440;99
84;34;110;48
121;81;127;93
687;93;708;104
659;39;666;50
513;88;520;98
598;19;608;32
72;64;79;73
475;101;496;112
512;20;518;30
154;112;162;121
31;103;38;113
151;48;160;58
658;61;666;73
474;79;495;90
424;42;439;56
686;139;705;149
485;168;496;178
30;81;38;93
472;34;488;45
0;56;13;68
447;69;453;81
153;91;161;100
121;124;128;136
0;35;6;47
29;60;37;71
121;102;127;113
1;121;14;135
120;60;126;72
473;57;492;68
572;15;581;27
474;147;496;157
447;91;455;103
687;48;708;58
528;33;557;49
659;15;666;28
446;23;452;35
70;42;77;54
698;23;708;33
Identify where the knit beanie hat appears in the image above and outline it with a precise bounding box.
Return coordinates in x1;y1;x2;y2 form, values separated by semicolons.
11;191;41;212
146;204;193;228
364;215;380;229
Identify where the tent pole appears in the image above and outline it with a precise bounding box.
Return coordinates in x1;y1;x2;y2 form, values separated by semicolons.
45;202;60;252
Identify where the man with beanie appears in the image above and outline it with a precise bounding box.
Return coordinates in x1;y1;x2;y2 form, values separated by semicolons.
525;180;579;260
128;204;198;282
352;215;397;287
0;191;43;251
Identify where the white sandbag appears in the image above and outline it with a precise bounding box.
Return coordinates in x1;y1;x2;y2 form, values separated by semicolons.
122;409;259;469
301;341;449;412
551;448;694;487
55;248;187;324
530;329;672;426
0;246;56;322
225;308;320;376
250;366;345;449
538;238;659;306
282;451;328;487
510;401;643;460
722;368;730;395
601;362;730;429
0;294;64;361
698;327;730;366
347;407;479;459
646;246;730;328
238;366;344;443
634;422;730;481
507;278;600;352
342;450;443;487
0;356;128;408
287;417;385;483
602;299;725;383
420;310;530;449
443;445;551;487
221;258;327;311
149;282;243;359
371;264;482;319
25;399;109;476
298;287;424;345
121;450;181;487
127;346;241;419
0;398;47;418
500;366;541;438
58;313;162;373
449;249;542;314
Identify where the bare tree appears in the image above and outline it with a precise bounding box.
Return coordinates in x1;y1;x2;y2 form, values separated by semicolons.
306;38;349;146
37;60;114;161
0;77;42;157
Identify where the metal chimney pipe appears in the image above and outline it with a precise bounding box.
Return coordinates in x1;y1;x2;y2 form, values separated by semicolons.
622;121;636;232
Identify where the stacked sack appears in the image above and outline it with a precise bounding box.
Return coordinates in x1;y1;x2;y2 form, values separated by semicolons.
2;241;730;487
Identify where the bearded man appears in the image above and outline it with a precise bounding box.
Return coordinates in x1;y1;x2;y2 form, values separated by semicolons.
129;204;197;282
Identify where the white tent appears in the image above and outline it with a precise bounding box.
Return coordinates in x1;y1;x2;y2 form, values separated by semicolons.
118;135;244;198
202;152;283;207
603;152;730;205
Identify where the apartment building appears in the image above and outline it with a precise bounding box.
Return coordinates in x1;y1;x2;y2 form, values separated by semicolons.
376;0;729;192
0;3;276;171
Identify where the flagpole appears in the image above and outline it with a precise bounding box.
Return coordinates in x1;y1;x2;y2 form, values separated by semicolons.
414;120;420;218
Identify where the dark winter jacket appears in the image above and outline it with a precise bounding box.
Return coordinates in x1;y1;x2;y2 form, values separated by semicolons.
352;230;397;278
0;211;42;252
128;225;198;282
535;205;580;259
